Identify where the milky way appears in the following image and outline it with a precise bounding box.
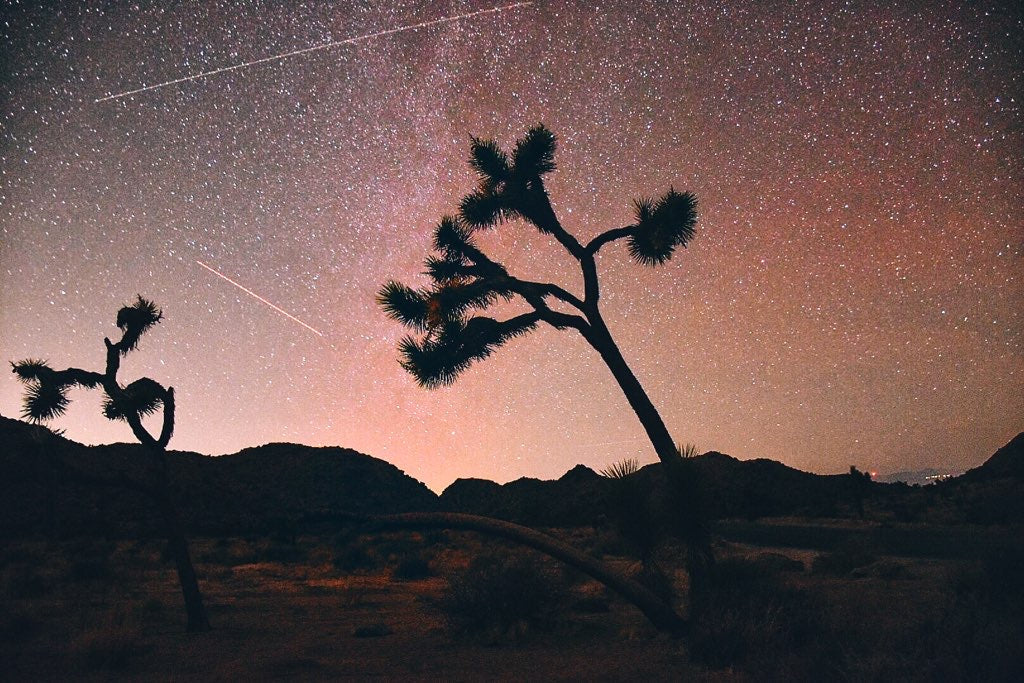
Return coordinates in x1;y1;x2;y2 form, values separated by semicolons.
2;1;1021;491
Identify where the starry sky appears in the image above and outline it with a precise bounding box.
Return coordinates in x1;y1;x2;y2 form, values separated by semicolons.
2;0;1021;492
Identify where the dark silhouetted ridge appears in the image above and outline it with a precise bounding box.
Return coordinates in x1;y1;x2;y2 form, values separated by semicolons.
0;415;436;537
960;432;1024;481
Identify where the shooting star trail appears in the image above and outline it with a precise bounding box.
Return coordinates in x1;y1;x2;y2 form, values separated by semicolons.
574;439;646;448
96;1;534;103
195;260;324;337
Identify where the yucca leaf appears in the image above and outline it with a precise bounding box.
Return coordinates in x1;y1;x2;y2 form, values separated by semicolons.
627;188;697;266
102;377;165;422
424;254;473;283
377;281;430;331
433;216;479;257
396;313;539;389
431;280;500;320
600;458;640;479
511;125;557;178
678;442;701;459
459;189;509;229
116;295;163;354
11;359;51;383
469;136;510;190
398;334;462;388
21;380;70;422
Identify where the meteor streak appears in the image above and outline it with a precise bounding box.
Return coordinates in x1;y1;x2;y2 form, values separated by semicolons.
196;260;324;337
96;1;534;103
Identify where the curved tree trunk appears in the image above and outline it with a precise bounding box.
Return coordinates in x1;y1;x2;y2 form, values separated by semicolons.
346;511;687;635
583;314;714;591
584;317;678;464
154;488;210;633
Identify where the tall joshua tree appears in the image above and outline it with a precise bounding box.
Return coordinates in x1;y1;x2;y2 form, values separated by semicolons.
379;126;712;591
11;296;210;632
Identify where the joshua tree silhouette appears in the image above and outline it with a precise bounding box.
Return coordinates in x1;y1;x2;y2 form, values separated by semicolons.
11;296;210;632
379;125;712;586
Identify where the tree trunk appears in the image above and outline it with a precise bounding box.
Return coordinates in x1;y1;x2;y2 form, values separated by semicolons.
154;491;210;633
584;314;714;590
584;316;678;465
348;511;687;635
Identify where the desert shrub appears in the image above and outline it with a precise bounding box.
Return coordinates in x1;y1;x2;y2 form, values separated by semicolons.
928;547;1024;680
372;533;423;563
392;554;434;581
331;544;378;574
68;557;112;582
122;540;160;568
851;558;911;579
604;475;663;562
353;622;393;638
198;546;233;565
688;556;824;672
589;530;633;558
0;603;38;642
599;458;639;478
70;609;144;671
570;595;611;614
750;551;804;574
200;539;260;566
261;541;306;564
811;541;876;576
268;517;298;545
439;551;568;640
559;562;590;587
3;565;52;599
634;562;676;604
139;597;164;615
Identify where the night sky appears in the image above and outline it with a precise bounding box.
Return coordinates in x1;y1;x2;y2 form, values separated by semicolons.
2;1;1021;492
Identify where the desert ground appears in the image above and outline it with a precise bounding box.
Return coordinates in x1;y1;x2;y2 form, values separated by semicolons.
3;522;1020;681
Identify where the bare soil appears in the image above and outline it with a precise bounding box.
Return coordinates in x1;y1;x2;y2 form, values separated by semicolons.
0;527;1017;681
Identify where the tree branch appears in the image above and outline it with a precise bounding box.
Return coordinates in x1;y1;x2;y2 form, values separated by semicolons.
158;387;175;449
59;367;105;388
586;225;634;255
104;337;121;377
526;179;586;259
503;275;589;332
319;510;687;635
537;309;589;331
581;254;601;309
504;276;586;312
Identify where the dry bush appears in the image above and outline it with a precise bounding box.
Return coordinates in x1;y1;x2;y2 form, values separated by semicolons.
2;564;52;600
439;550;568;641
0;602;38;643
391;553;434;581
811;540;877;576
69;608;145;671
687;556;824;674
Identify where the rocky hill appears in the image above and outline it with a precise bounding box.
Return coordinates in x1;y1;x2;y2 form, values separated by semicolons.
0;415;437;537
2;414;1020;536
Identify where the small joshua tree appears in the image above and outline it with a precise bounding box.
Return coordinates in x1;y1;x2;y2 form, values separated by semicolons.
379;126;712;584
11;296;210;632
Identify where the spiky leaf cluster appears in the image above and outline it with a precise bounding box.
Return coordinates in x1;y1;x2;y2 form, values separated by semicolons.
102;378;166;421
10;360;101;422
116;295;163;354
460;125;558;230
600;458;640;479
11;359;50;384
677;442;701;459
397;315;537;388
379;213;531;387
627;189;697;266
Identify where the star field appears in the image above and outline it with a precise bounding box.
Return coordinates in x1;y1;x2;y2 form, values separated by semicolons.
1;1;1021;492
